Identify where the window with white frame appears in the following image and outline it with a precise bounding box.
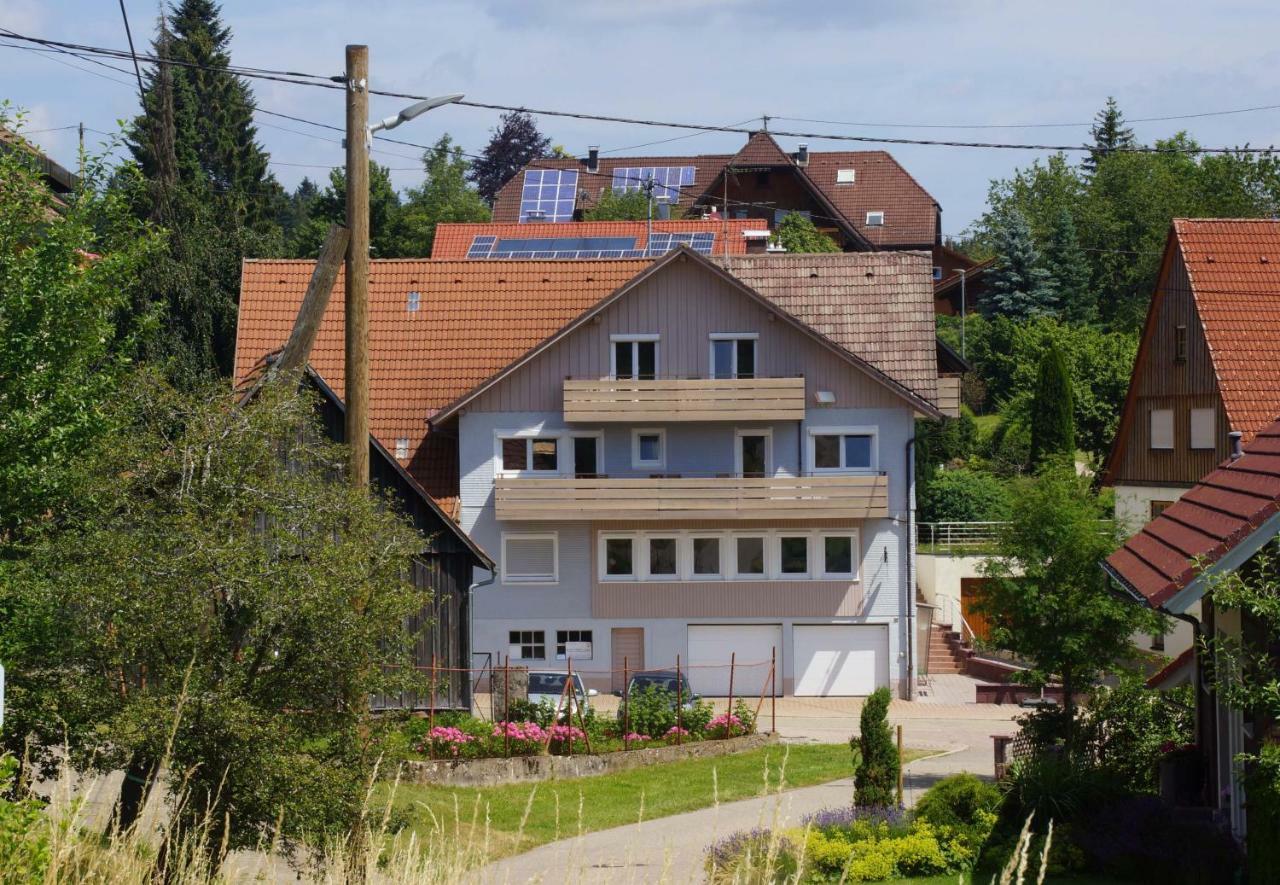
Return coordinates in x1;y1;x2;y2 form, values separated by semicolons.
570;431;603;477
407;290;421;312
1190;408;1217;451
866;211;885;226
1150;409;1174;450
508;629;545;660
736;429;772;478
710;333;758;379
498;434;560;474
612;334;659;380
395;438;410;460
809;427;877;472
556;629;593;660
502;533;558;584
596;530;859;582
632;428;666;469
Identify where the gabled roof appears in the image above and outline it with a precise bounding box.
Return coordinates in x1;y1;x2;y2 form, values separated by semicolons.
933;257;994;297
489;133;940;249
430;219;760;260
1104;418;1280;612
433;248;943;422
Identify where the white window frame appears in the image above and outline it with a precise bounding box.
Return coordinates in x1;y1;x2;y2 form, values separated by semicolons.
643;534;681;580
866;211;885;226
807;426;879;474
508;629;547;661
817;531;860;580
688;533;727;580
494;429;564;478
501;532;559;585
1190;408;1217;451
776;533;813;579
568;430;604;476
599;532;638;581
395;438;410;460
610;333;660;379
632;428;667;470
835;168;856;185
407;290;421;312
735;428;773;477
709;332;760;379
731;533;771;581
555;629;594;661
1150;409;1175;451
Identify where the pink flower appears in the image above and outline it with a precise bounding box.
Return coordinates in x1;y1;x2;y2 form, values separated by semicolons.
548;724;586;743
623;732;648;742
665;726;689;737
492;721;548;742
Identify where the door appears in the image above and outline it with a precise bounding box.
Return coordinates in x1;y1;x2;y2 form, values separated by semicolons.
960;578;993;642
793;624;889;696
574;436;599;478
687;624;781;697
611;627;644;693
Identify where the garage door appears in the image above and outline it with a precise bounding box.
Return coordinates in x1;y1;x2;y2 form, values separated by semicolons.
687;624;781;697
793;625;889;696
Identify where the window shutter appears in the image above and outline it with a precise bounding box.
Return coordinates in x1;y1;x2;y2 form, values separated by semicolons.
1150;409;1174;450
504;536;556;582
1190;408;1216;450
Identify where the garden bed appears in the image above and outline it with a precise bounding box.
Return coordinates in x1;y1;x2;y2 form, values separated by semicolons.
403;731;777;786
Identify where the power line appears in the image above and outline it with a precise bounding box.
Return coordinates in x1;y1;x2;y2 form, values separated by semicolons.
115;0;145;96
773;102;1280;131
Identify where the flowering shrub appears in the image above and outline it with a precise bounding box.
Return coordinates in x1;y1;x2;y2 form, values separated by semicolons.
705;828;797;884
708;712;747;738
492;720;549;755
417;725;475;758
665;725;690;741
547;723;587;753
622;732;649;744
801;804;905;832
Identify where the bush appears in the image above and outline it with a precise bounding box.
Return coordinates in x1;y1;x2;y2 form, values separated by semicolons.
705;829;798;884
0;755;49;880
621;684;678;738
1245;743;1280;884
853;687;899;808
1074;795;1241;883
914;773;1001;831
802;819;964;881
1081;677;1193;794
505;698;557;728
918;466;1012;523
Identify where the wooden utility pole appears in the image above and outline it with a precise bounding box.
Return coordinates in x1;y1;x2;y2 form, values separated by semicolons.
344;44;371;488
275;224;349;377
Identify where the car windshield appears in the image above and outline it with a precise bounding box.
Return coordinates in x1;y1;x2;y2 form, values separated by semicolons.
629;674;690;695
528;673;584;695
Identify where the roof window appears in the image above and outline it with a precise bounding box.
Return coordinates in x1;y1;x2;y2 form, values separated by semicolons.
836;169;856;184
395;438;410;460
866;211;885;226
407;290;421;312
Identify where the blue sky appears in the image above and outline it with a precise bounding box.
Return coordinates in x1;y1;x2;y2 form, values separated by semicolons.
5;0;1280;234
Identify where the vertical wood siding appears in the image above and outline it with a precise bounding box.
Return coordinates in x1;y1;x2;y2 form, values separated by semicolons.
468;259;904;413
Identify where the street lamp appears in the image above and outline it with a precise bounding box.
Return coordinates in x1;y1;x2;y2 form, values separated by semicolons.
369;93;465;139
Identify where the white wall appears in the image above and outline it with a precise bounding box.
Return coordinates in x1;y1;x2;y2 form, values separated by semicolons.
1114;483;1193;536
916;553;987;629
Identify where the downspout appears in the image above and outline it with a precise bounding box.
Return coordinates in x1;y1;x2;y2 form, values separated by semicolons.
906;435;917;700
465;569;498;710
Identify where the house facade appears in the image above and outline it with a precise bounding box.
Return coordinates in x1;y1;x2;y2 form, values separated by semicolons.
432;249;953;699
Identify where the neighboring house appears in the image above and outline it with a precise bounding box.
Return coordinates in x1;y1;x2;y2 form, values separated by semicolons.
1;125;79;216
489;132;945;263
430;219;768;260
932;247;993;317
1104;419;1280;838
235;248;960;701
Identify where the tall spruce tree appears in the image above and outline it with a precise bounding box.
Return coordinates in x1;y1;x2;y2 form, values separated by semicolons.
1029;341;1076;466
1043;208;1094;323
1084;97;1136;173
984;210;1057;320
469;111;552;205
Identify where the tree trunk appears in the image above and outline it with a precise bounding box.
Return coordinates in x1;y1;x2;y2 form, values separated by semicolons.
111;752;156;835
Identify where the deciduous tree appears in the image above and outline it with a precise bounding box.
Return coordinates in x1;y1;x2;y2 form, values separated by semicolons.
469;111;552;205
774;211;840;253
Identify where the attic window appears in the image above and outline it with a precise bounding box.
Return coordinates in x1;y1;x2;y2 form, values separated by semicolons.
835;169;856;184
866;211;885;227
1174;325;1188;362
407;291;421;312
395;438;410;460
932;266;943;281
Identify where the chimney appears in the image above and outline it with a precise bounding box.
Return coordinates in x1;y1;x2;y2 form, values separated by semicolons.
796;143;809;167
1229;430;1244;461
586;145;599;174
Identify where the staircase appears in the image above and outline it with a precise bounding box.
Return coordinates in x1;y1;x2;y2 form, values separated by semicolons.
925;624;969;675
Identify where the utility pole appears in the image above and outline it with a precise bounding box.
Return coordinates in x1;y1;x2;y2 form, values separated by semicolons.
344;44;370;488
643;175;655;257
958;267;968;360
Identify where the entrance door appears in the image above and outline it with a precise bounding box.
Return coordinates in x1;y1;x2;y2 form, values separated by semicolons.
960;578;993;642
611;627;644;693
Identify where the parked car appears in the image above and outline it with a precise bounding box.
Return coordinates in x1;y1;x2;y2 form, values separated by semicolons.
527;670;598;713
617;670;699;712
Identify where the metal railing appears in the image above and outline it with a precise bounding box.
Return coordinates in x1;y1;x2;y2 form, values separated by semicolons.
915;521;1006;553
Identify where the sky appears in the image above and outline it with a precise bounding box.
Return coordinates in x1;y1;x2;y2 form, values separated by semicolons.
4;0;1280;236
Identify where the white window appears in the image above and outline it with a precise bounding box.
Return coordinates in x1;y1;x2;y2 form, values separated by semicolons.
632;428;666;469
866;211;885;226
710;333;759;379
736;429;772;478
819;533;858;579
734;535;768;579
690;535;725;579
502;533;558;585
836;168;856;184
602;534;636;579
778;535;810;577
395;438;410;460
1150;409;1174;450
611;334;659;380
496;433;560;475
407;290;421;312
1190;408;1217;451
646;536;679;578
556;629;593;661
508;629;545;661
596;529;860;582
808;427;878;473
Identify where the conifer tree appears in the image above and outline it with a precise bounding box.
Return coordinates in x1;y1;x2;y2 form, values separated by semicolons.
1029;341;1076;466
469;111;552;205
1084;97;1136;173
985;210;1057;320
853;687;899;807
1043;208;1094;323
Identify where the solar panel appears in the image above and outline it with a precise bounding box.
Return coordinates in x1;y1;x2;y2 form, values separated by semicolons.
464;233;647;259
611;166;696;202
646;232;717;255
519;169;579;222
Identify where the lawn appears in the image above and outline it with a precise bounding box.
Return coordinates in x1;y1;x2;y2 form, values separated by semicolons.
386;742;931;860
893;878;1125;884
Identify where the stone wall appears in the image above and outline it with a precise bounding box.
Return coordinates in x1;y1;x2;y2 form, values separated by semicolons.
402;733;778;787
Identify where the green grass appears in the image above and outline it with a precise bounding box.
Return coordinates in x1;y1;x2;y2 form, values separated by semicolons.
387;743;931;860
891;878;1125;884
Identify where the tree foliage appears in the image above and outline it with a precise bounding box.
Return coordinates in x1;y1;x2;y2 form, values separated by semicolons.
1085;97;1136;174
0;111;161;543
469;111;552;205
774;211;840;253
583;188;653;221
0;374;429;862
1028;341;1075;465
853;687;899;807
918;468;1011;523
984;209;1056;320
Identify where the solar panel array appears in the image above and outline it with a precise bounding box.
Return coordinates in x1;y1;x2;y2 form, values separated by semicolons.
610;166;696;202
519;169;579;222
466;230;718;260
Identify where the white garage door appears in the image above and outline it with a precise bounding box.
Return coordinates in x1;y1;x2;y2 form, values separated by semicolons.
793;625;889;696
687;624;781;697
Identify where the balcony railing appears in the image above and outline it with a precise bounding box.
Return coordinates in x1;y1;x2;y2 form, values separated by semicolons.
495;472;888;521
562;376;807;422
915;521;1006;554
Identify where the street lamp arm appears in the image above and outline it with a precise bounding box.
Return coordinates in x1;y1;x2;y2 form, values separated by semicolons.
368;93;465;135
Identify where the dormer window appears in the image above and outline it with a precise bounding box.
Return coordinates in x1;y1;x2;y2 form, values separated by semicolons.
866;211;885;227
710;333;758;379
612;334;658;380
407;290;421;312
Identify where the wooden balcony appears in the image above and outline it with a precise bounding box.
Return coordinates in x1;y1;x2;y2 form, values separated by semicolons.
494;473;888;521
563;376;806;422
937;374;961;418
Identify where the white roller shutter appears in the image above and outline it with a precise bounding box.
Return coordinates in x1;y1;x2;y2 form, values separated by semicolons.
687;624;781;697
793;625;889;697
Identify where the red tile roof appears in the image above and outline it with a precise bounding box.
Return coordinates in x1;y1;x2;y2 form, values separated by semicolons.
1174;219;1280;441
430;219;760;260
489;133;939;248
1105;419;1280;608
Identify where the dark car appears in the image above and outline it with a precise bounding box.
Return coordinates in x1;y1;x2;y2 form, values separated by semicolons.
616;670;699;714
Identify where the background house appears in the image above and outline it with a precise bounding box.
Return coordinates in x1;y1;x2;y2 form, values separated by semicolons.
430;219;767;260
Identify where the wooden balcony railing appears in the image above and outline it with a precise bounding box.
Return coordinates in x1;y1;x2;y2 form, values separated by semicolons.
494;473;888;521
563;376;807;422
937;374;962;418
